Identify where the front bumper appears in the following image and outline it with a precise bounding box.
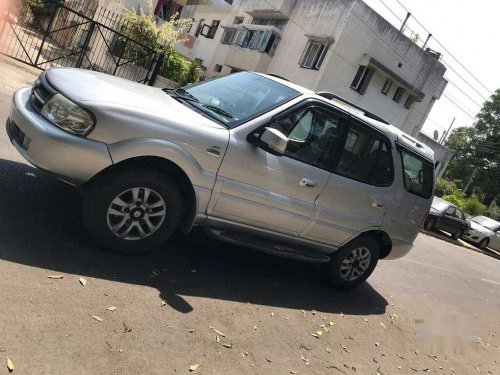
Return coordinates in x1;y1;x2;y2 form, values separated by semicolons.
7;87;112;185
462;230;482;243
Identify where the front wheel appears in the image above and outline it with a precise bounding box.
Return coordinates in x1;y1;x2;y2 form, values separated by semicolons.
323;237;380;290
478;237;490;250
82;167;183;254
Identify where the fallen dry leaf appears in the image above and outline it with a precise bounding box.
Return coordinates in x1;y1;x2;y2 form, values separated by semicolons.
328;321;335;326
209;326;226;337
324;346;331;353
316;331;323;336
375;342;380;347
290;371;298;374
340;312;344;317
311;333;319;339
106;306;116;311
216;335;220;343
221;343;232;349
48;275;64;279
340;343;350;353
7;357;14;372
79;277;87;287
271;312;275;317
253;326;258;331
363;318;369;322
189;364;200;372
380;322;387;329
92;315;103;322
161;300;166;306
396;353;405;360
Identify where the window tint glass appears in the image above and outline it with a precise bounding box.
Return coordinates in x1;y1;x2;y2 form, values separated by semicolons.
270;107;345;170
400;149;434;198
455;209;465;220
335;122;394;186
444;206;455;216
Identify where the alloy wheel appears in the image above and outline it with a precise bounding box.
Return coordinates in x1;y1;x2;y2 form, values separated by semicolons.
339;246;372;281
106;187;166;240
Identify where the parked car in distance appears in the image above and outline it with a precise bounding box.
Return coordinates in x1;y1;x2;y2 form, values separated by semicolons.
423;197;470;240
462;215;500;250
7;68;436;289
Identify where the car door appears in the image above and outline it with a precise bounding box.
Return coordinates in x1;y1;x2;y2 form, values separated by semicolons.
454;208;467;232
437;206;457;232
301;117;396;245
491;230;500;251
207;100;348;236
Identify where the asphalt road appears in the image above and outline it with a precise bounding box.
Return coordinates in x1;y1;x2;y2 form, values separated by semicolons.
0;89;498;374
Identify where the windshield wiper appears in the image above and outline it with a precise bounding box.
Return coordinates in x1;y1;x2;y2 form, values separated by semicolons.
201;104;234;119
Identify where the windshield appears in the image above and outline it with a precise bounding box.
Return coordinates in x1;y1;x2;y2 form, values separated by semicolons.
471;216;500;231
177;72;300;127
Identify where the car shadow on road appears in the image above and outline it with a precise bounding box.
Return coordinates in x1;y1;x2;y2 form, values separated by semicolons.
0;159;388;316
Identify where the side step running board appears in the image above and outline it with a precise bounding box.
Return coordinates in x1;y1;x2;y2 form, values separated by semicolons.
205;229;332;264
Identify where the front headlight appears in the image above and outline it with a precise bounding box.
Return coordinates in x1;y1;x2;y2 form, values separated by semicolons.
41;93;95;136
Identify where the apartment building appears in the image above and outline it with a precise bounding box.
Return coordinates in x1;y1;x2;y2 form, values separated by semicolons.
166;0;446;139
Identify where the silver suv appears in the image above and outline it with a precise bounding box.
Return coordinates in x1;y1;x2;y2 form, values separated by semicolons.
7;69;435;289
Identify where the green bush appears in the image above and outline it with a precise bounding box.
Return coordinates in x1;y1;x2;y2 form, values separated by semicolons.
181;58;202;86
442;194;466;210
463;198;487;216
160;51;189;84
485;203;500;221
435;178;459;197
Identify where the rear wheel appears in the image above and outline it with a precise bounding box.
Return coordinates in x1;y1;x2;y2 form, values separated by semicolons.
82;167;183;254
324;237;380;290
452;229;463;240
478;237;490;250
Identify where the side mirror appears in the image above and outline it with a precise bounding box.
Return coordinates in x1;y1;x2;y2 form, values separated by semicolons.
257;127;288;156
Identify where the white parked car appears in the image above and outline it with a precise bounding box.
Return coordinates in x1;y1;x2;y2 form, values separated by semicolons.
463;216;500;250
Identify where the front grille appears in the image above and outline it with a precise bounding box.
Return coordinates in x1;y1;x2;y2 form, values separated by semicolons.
30;73;57;113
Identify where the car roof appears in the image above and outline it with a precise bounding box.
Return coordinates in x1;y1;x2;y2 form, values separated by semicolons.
259;72;435;163
431;196;454;211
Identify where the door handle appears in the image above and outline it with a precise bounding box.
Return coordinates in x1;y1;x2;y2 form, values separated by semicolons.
372;200;384;208
299;177;316;187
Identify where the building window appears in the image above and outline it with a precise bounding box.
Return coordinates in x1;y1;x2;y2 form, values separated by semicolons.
404;95;415;109
381;78;393;95
194;18;205;37
154;0;183;21
233;16;244;24
232;28;280;55
251;18;287;30
214;64;223;72
393;87;405;102
201;20;220;39
221;28;237;44
350;65;374;95
299;41;329;70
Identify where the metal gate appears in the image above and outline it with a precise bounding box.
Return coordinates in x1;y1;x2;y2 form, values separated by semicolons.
0;1;161;84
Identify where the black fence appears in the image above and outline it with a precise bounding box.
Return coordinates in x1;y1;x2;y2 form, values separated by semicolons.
0;0;162;85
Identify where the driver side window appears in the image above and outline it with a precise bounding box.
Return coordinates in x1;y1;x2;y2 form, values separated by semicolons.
444;207;455;216
271;106;345;170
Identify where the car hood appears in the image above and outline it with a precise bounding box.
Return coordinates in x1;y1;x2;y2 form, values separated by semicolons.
470;221;493;235
45;68;225;130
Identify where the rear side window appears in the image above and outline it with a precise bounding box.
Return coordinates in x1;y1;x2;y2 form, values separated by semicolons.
334;122;394;186
400;149;434;198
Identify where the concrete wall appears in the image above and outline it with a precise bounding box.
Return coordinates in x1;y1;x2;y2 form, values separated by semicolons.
417;132;454;178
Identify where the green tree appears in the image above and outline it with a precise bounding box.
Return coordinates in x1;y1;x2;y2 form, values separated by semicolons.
444;89;500;205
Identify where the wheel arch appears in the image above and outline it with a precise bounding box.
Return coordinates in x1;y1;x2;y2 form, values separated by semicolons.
83;156;197;234
346;230;393;259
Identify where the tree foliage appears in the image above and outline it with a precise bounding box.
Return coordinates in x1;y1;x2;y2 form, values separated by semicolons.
121;0;192;54
444;89;500;205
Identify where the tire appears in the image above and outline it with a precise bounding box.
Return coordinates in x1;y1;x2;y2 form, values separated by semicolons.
323;236;380;290
452;230;463;240
82;167;183;254
478;237;490;250
424;217;436;231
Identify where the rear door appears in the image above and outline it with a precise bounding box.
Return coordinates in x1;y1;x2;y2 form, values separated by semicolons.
437;206;458;232
302;118;396;245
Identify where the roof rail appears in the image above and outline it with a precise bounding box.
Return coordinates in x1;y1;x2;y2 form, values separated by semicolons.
316;91;390;125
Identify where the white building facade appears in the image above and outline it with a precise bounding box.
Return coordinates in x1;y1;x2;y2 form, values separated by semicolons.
171;0;447;138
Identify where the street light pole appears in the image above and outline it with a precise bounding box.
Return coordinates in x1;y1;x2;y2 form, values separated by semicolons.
440;117;455;144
